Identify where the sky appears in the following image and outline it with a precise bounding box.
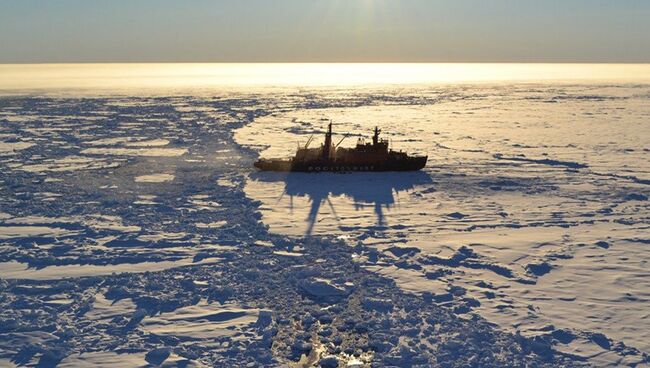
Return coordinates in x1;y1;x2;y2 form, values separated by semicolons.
1;0;649;63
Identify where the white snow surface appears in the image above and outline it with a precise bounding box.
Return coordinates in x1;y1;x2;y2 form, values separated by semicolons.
236;84;650;366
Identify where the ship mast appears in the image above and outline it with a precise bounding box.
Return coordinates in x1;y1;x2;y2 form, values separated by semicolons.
372;126;381;145
322;121;333;160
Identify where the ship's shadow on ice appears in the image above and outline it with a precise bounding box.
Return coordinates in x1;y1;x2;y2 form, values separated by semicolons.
249;171;433;236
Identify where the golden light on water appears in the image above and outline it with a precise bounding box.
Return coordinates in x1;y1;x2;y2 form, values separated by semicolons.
1;63;649;92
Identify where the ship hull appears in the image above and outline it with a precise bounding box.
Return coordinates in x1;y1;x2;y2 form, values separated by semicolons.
254;156;427;172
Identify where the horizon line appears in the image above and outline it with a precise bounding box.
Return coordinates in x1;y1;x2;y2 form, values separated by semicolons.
2;61;650;65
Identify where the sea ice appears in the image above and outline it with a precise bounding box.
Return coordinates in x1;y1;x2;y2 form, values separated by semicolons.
1;83;648;367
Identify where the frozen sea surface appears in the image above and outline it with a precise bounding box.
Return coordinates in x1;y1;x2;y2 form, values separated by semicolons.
238;84;650;366
0;81;649;367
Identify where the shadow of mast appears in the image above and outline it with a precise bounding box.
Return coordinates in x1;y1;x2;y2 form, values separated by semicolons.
250;171;434;236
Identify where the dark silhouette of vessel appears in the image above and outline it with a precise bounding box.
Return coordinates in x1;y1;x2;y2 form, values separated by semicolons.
254;123;427;172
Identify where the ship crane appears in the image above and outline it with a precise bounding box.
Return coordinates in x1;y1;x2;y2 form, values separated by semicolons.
335;133;350;148
304;134;315;149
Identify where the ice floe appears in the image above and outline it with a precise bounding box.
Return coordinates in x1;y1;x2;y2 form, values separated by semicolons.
0;257;222;280
81;147;188;157
140;300;264;340
134;173;175;183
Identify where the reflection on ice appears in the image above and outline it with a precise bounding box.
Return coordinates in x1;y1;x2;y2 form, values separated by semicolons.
249;172;433;236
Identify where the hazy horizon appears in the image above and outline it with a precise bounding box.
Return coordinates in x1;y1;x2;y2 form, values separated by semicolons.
2;63;650;93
